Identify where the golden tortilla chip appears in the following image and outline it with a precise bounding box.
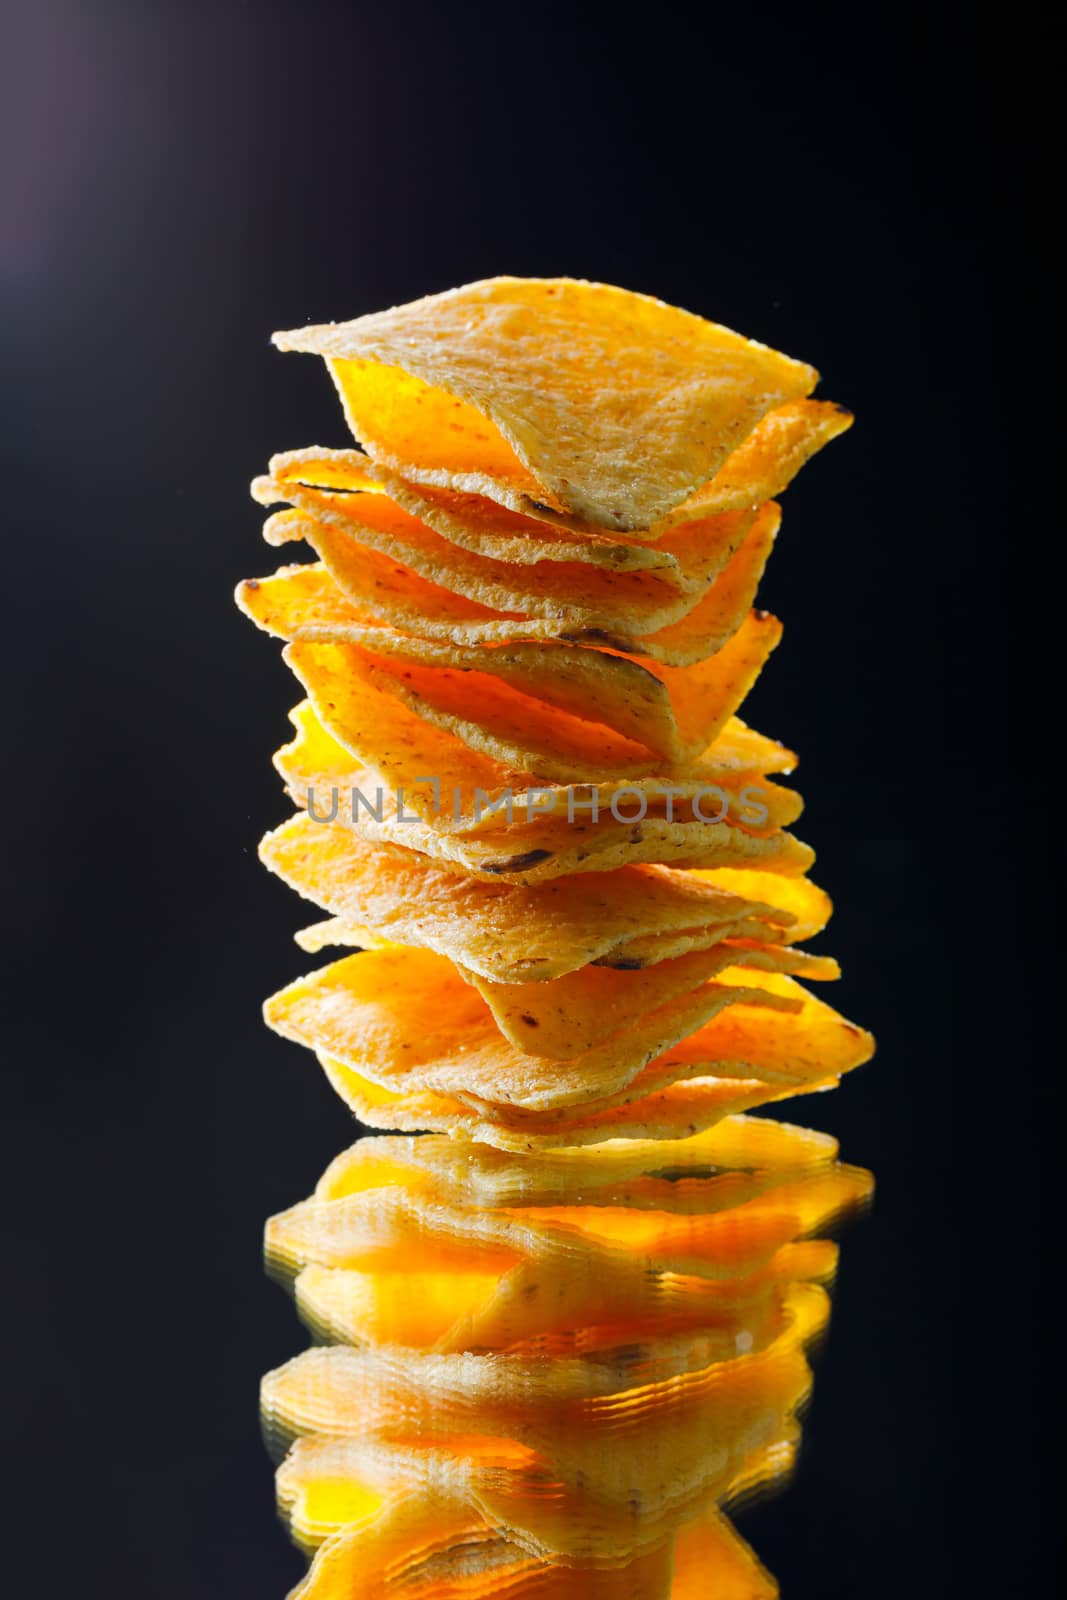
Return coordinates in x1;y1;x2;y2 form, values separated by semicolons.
239;564;781;769
453;971;872;1124
656;397;853;527
317;1052;836;1149
258;818;800;982
278;645;808;844
252;482;721;642
288;1229;812;1355
269;395;847;562
460;946;839;1061
295;643;664;783
244;546;514;645
265;947;809;1112
609;871;833;955
239;570;675;756
252;477;780;664
268;446;717;575
274;277;817;530
272;701;811;887
266;949;871;1115
262;1313;818;1468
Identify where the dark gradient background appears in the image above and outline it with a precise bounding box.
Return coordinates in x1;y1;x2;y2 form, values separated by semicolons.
2;2;1054;1595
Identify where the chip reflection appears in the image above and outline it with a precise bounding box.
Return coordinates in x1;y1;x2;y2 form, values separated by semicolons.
262;1119;871;1597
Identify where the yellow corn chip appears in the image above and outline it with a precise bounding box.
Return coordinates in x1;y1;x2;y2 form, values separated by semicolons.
269;445;727;575
276;651;809;847
452;970;872;1124
238;563;781;766
269;394;847;561
460;946;839;1061
657;396;853;527
269;949;872;1114
273;701;811;886
265;948;812;1112
253;479;781;665
262;1338;765;1448
258;819;801;981
317;1052;836;1149
274;277;816;530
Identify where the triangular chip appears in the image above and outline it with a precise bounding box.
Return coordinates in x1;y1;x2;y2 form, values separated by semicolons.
274;277;817;530
268;395;849;563
264;948;873;1115
459;945;839;1061
258;818;803;982
252;478;781;664
238;563;781;766
316;1054;843;1150
272;700;812;887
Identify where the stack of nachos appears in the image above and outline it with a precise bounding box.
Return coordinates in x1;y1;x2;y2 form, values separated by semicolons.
241;278;874;1597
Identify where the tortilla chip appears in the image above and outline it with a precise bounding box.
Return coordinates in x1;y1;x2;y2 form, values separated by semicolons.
267;1179;850;1288
269;394;847;558
258;818;800;982
454;970;872;1124
274;277;817;529
289;1236;812;1358
240;574;674;754
460;946;839;1061
239;558;781;766
265;947;810;1112
280;643;808;838
317;1053;840;1150
657;397;853;527
269;445;716;575
299;644;665;782
252;479;720;641
272;700;811;887
253;476;781;663
691;869;831;929
264;947;872;1120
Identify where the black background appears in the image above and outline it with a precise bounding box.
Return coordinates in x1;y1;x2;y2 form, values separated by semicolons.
2;2;1055;1595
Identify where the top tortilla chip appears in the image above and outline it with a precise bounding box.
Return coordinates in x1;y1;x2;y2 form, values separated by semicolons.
274;277;817;531
266;397;850;566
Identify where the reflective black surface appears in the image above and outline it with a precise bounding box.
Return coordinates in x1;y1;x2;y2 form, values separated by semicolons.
3;2;1052;1596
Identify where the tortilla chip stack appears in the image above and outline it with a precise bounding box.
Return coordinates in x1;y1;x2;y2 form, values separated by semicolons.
241;278;874;1597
